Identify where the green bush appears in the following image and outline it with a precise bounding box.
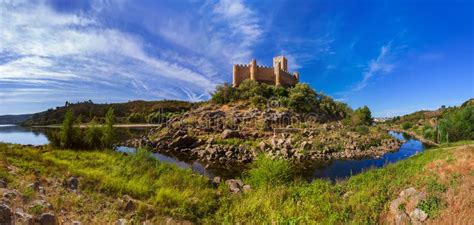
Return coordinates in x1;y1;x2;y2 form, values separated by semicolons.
355;125;369;134
352;106;373;126
288;83;318;112
85;120;103;149
417;195;445;218
211;83;238;104
401;122;413;130
127;113;146;123
101;108;116;148
244;155;293;188
438;106;474;143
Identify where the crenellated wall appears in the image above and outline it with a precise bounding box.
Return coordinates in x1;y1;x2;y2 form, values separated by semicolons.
232;56;299;88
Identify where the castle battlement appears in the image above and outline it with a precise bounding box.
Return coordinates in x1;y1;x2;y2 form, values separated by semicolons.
232;56;299;88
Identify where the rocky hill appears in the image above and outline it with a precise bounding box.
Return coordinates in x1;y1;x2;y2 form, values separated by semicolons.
129;82;402;166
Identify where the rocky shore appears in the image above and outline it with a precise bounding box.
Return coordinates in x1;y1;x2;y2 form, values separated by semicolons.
123;102;403;166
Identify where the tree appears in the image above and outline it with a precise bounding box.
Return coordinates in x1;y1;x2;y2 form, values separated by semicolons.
353;106;373;126
211;83;237;104
101;108;116;148
60;110;76;148
288;83;318;112
85;118;103;149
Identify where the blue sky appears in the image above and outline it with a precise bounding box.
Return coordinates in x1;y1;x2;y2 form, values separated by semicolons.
0;0;473;117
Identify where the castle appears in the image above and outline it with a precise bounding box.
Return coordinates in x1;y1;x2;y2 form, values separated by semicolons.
232;56;299;88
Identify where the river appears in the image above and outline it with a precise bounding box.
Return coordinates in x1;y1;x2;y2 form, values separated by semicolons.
0;125;426;181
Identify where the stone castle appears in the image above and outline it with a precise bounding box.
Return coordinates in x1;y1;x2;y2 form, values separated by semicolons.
232;56;299;88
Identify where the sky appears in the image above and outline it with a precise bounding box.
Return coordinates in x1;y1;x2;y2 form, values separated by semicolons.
0;0;473;117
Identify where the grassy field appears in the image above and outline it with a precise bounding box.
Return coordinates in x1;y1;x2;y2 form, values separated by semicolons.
0;141;472;224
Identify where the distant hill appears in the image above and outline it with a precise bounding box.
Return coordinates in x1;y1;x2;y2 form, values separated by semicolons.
23;100;196;126
0;114;33;125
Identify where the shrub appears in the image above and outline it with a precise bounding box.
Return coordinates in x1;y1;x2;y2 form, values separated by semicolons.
355;125;369;135
59;110;79;148
101;108;116;148
352;106;373;126
250;95;267;108
211;83;237;104
244;155;293;187
127;113;146;123
85;119;103;149
417;195;445;218
438;105;474;143
422;125;436;140
288;83;318;112
401;122;413;130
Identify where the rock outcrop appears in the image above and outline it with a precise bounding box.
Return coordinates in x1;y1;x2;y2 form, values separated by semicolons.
125;102;402;166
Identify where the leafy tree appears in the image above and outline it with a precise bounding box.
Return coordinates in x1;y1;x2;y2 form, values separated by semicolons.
101;108;116;149
352;106;373;126
438;105;474;142
211;83;237;104
60;110;76;148
85;119;103;149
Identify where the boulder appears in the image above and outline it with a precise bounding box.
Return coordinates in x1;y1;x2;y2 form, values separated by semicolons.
28;181;41;191
37;213;58;225
300;141;312;150
212;176;222;185
258;141;268;151
64;176;79;190
221;129;241;139
121;195;136;212
394;212;411;225
0;180;6;189
225;179;244;193
389;197;404;215
168;135;196;149
0;204;12;225
242;185;251;193
115;218;127;225
410;208;428;222
399;187;418;198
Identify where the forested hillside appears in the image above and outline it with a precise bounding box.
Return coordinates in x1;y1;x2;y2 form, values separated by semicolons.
23;100;195;126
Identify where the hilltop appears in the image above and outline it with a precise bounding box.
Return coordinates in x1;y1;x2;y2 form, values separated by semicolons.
132;80;402;166
0;114;32;125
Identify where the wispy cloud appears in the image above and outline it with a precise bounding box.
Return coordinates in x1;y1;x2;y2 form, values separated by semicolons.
0;0;265;114
353;43;396;91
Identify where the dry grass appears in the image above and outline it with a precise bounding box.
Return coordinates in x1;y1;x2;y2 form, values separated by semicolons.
425;146;474;225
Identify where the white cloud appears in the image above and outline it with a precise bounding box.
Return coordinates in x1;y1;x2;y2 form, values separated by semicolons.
0;0;222;108
353;43;396;91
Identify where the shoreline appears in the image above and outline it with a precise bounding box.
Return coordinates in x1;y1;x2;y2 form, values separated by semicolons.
30;123;162;128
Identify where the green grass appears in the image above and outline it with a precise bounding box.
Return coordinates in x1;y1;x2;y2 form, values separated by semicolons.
0;141;471;223
212;143;465;224
0;144;217;222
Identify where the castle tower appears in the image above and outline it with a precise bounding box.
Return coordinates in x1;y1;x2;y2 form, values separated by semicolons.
274;61;281;87
273;56;288;71
250;59;257;81
232;64;238;87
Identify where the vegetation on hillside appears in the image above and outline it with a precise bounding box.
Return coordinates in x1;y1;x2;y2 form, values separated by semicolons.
23;100;194;126
212;80;352;120
388;99;474;144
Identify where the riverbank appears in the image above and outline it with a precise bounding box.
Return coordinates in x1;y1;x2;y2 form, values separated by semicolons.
1;141;472;223
31;123;161;128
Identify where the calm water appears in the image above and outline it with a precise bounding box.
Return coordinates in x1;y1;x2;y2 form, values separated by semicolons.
0;125;425;181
